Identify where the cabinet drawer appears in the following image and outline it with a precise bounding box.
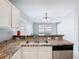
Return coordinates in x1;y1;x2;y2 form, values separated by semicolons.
38;46;52;52
22;47;37;52
53;45;73;51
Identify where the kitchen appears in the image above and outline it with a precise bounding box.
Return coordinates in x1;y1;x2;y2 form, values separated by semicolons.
0;0;79;59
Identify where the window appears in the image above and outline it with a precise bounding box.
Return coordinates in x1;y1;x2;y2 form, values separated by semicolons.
39;24;52;34
33;23;58;35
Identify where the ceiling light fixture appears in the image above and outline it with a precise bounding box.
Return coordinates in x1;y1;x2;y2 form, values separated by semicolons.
43;10;51;22
43;10;60;23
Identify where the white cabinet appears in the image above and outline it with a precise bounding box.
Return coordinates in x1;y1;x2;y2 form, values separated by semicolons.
10;49;21;59
21;47;37;59
38;46;52;52
0;0;11;27
22;52;37;59
22;47;37;52
21;46;52;59
12;5;20;28
11;53;16;59
16;49;21;59
38;46;52;59
38;52;52;59
0;0;20;27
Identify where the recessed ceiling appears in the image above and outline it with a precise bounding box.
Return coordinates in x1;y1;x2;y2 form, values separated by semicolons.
9;0;79;22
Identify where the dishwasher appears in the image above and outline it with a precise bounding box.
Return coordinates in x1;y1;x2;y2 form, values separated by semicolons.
53;45;73;59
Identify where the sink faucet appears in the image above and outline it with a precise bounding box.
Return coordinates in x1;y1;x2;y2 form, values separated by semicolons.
34;40;39;43
44;39;48;43
26;40;29;43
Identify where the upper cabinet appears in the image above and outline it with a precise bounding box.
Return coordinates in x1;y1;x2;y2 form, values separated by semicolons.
12;5;20;28
0;0;11;27
0;0;26;35
0;0;21;28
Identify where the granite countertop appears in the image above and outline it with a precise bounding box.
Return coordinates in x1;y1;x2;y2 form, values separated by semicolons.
0;39;73;59
21;39;73;47
48;39;73;46
0;39;21;59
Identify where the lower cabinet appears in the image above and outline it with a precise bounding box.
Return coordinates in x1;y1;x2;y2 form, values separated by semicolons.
21;46;52;59
38;46;52;59
22;52;37;59
10;45;73;59
10;49;21;59
38;52;52;59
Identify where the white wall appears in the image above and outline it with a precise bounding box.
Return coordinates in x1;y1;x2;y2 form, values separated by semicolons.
58;12;74;42
25;20;33;35
58;11;79;55
74;8;79;54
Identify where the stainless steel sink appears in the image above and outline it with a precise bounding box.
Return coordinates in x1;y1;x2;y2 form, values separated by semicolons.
26;40;50;45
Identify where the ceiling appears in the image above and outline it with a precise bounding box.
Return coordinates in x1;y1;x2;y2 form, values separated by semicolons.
9;0;79;22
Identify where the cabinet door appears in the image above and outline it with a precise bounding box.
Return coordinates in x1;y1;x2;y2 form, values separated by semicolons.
21;47;37;59
10;54;16;59
22;47;37;52
12;5;20;28
0;0;11;27
22;52;37;59
10;49;21;59
15;49;21;59
38;46;52;52
53;50;73;59
38;46;52;59
38;52;52;59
